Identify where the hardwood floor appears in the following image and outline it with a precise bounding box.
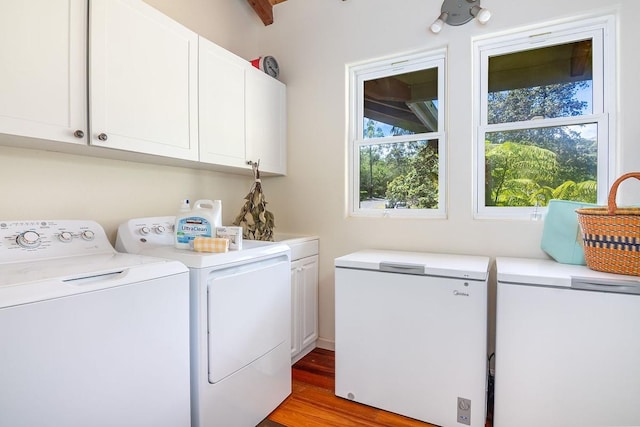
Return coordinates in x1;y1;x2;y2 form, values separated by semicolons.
267;348;448;427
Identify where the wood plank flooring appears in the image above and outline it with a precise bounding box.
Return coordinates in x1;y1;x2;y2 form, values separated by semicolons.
267;348;442;427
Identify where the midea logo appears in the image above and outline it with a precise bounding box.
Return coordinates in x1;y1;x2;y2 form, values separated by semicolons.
453;290;469;297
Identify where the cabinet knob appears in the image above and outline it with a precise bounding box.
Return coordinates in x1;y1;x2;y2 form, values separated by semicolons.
97;133;108;141
73;130;84;138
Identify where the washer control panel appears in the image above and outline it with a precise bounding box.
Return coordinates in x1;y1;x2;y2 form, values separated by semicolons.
0;220;113;263
115;216;175;253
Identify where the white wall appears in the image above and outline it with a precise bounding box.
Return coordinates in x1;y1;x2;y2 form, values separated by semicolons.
0;146;254;242
254;0;640;350
144;0;260;58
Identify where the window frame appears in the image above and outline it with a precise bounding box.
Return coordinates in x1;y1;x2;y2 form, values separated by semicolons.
472;15;616;219
348;49;447;218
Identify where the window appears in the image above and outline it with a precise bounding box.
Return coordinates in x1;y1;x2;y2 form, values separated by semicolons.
473;16;615;219
348;50;446;218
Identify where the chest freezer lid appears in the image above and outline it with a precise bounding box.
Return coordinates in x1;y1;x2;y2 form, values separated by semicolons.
335;249;490;280
496;257;640;288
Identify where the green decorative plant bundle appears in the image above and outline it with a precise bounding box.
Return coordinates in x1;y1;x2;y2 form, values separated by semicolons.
233;161;275;241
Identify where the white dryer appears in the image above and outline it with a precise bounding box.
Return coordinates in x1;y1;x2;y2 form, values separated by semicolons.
0;220;191;427
116;216;292;427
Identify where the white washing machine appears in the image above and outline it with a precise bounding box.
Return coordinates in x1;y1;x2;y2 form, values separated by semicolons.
335;249;490;427
0;220;191;427
116;216;292;427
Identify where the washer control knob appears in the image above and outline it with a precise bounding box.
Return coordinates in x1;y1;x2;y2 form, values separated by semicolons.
140;226;151;235
81;230;95;241
154;226;166;234
58;231;73;243
17;231;41;248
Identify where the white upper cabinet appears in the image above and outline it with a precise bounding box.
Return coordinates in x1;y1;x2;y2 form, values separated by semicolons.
90;0;199;161
245;67;287;175
0;0;285;173
198;36;247;168
200;37;287;175
0;0;87;145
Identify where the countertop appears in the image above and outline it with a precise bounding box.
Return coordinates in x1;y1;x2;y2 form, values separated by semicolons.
273;233;319;245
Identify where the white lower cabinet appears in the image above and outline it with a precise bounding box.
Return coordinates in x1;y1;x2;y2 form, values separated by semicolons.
289;239;319;364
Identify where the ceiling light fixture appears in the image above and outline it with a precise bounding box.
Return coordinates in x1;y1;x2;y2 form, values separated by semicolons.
430;0;491;34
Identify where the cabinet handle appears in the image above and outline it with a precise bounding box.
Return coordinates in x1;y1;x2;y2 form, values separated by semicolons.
73;130;84;138
97;133;108;141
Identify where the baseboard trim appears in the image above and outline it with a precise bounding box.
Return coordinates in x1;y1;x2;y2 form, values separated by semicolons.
316;338;335;351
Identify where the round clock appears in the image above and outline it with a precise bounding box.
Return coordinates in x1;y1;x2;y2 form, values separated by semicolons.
252;56;279;79
262;56;279;78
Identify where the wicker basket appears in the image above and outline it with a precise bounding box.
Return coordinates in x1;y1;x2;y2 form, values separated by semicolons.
575;172;640;276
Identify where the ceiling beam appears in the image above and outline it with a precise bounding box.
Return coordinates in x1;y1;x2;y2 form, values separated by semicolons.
247;0;287;26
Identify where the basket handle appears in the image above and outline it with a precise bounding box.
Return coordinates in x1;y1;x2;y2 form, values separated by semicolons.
607;172;640;214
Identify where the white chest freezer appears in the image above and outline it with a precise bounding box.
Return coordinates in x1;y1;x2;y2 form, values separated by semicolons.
494;257;640;427
335;249;490;427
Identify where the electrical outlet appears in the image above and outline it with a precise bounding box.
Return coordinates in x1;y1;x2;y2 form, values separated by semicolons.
457;397;471;426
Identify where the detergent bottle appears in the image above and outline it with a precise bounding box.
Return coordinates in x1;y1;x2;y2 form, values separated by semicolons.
175;199;220;250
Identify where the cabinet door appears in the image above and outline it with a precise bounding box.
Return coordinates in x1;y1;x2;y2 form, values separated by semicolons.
0;0;87;145
299;255;319;349
290;260;301;358
245;68;286;175
291;254;319;362
90;0;198;160
198;37;246;168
